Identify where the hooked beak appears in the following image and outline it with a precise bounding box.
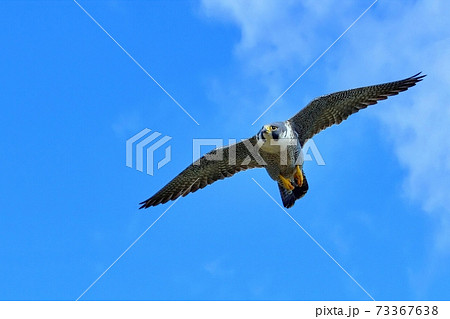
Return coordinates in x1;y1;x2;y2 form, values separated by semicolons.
259;125;272;140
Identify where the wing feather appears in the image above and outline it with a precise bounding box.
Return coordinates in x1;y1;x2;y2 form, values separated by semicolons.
139;136;264;208
289;73;425;145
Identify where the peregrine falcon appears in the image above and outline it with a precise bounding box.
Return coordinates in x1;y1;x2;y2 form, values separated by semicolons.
140;73;425;209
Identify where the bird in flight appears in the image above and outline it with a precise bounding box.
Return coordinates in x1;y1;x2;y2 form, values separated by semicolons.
140;73;425;209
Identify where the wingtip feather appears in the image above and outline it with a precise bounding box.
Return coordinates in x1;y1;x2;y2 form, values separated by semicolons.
139;199;152;209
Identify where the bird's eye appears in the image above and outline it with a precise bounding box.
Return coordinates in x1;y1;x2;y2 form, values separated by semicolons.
271;126;278;130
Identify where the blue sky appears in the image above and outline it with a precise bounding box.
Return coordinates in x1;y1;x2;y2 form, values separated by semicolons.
1;0;449;300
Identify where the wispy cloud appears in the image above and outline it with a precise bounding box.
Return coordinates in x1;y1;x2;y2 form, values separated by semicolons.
200;0;450;297
200;0;369;131
334;0;450;253
202;0;356;75
203;1;363;99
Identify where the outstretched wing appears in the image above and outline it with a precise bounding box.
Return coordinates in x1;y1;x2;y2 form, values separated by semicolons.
139;136;264;208
289;73;425;146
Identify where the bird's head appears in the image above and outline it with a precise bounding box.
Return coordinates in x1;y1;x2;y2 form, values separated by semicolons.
258;122;287;142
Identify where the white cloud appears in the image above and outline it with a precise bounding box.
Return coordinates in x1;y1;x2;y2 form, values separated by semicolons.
200;0;364;127
202;0;356;78
338;1;450;252
200;0;450;296
201;0;450;245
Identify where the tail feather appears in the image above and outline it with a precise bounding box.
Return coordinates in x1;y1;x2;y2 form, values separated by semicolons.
278;172;309;208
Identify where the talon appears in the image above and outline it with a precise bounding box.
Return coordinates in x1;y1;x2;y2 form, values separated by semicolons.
294;165;303;187
279;175;295;191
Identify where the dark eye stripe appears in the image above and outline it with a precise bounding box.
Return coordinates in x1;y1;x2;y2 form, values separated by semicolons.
272;131;279;140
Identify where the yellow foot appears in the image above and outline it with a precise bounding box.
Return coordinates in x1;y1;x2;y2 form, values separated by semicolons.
294;165;303;187
279;175;295;191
